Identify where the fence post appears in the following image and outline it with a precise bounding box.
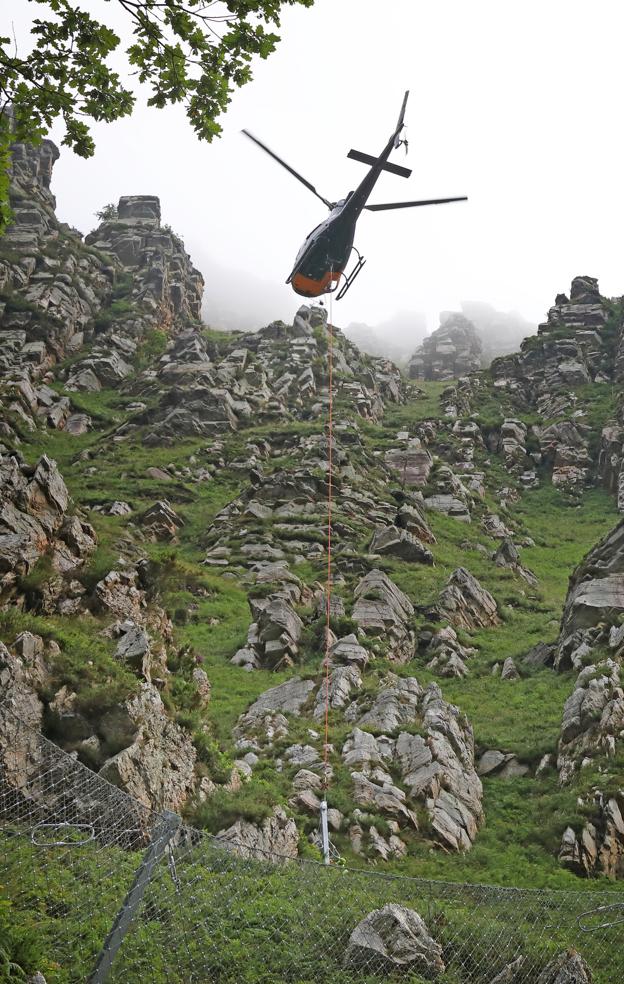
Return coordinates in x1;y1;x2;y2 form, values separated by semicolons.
88;810;181;983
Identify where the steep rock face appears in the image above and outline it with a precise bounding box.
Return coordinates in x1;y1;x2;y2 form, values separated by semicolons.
0;141;112;440
553;518;624;878
487;276;621;500
0;452;95;602
408;313;482;381
344;678;484;852
492;277;610;399
559;520;624;648
85;195;203;328
98;684;197;812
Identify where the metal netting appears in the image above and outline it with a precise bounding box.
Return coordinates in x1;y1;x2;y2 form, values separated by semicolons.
1;706;623;984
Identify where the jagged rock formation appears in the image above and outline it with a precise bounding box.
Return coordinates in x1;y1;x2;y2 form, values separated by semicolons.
408;312;483;380
98;683;197;811
559;792;624;879
4;131;624;909
436;568;500;630
343;677;484;851
216;806;299;861
345;904;445;975
352;569;415;662
536;950;593;984
485;276;622;498
0;452;95;603
550;517;624;878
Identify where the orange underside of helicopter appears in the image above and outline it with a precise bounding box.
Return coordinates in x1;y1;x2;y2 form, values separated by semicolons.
291;268;343;297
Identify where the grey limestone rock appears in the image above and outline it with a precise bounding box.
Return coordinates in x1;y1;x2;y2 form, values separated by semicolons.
557;660;624;784
345;904;445;976
352;569;414;662
559;793;624;879
216;806;298;862
369;524;433;564
99;683;196;812
437;568;500;630
358;676;422;733
535;949;593;983
488;957;526;983
237;678;315;734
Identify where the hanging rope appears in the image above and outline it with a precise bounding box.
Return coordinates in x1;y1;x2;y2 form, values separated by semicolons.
319;280;335;867
323;283;334;785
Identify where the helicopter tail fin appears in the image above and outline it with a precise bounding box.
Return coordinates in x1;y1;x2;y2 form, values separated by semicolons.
394;90;409;147
347;149;412;178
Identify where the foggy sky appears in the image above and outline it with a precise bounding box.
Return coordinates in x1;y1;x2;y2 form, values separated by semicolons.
5;0;624;339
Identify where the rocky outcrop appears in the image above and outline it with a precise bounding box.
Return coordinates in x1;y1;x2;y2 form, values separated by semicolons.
557;660;624;785
369;524;433;564
99;684;196;811
235;677;316;745
559;793;624;879
436;568;500;630
0;452;95;601
408;313;482;381
85;195;203;328
216;806;299;861
344;679;483;851
352;569;415;662
558;520;624;650
536;950;593;983
345;904;444;976
0;637;46;788
489;276;619;501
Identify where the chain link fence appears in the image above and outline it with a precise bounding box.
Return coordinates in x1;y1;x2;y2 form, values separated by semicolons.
1;704;623;983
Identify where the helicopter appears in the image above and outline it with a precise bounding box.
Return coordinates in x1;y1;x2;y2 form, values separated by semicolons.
242;91;467;300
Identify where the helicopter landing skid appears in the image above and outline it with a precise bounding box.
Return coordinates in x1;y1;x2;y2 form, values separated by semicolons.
332;247;366;301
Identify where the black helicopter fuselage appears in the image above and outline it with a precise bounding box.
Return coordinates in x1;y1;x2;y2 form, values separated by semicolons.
243;91;466;300
288;129;397;298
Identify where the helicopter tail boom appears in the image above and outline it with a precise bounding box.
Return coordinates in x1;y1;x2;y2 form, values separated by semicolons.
347;149;411;178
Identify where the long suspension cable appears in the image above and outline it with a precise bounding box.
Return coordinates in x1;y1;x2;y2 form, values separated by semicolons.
323;284;334;784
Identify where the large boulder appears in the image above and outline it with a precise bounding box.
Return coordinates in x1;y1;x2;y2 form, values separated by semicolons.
437;568;500;630
352;569;415;662
345;904;444;976
370;524;433;564
536;950;593;983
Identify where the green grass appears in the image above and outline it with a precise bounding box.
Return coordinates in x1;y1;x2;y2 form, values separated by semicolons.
4;327;622;901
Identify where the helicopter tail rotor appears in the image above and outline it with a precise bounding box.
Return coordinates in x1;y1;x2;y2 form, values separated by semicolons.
393;90;410;148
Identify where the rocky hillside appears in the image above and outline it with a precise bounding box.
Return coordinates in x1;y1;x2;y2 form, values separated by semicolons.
2;136;624;895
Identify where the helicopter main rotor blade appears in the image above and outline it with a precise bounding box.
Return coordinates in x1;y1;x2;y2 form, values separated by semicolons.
365;196;468;211
241;130;334;210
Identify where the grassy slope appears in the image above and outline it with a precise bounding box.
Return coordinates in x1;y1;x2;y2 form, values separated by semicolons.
4;367;622;892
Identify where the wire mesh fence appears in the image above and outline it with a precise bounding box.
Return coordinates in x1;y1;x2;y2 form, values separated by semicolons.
2;704;624;984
